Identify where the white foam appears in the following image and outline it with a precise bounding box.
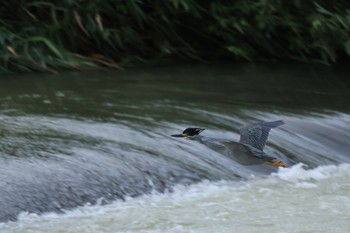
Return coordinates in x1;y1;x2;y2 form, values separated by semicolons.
1;164;350;233
273;163;350;182
294;182;318;189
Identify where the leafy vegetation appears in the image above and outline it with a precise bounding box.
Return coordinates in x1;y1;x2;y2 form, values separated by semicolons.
1;0;349;72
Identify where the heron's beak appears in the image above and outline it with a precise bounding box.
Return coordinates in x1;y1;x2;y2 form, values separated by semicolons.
171;134;187;138
265;160;287;168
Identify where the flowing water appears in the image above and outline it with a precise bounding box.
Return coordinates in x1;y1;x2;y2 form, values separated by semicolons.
0;64;349;233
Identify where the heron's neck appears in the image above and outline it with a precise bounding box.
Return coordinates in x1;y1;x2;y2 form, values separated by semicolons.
188;135;203;142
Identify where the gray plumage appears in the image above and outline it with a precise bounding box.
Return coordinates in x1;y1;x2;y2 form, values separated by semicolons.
172;120;286;167
239;120;284;151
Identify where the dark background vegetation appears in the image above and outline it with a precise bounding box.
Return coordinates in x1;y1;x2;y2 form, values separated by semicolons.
1;0;350;72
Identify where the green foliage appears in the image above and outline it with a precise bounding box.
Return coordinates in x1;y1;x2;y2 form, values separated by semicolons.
0;0;349;72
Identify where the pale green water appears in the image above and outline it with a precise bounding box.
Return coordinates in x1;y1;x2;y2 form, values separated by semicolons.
0;64;350;232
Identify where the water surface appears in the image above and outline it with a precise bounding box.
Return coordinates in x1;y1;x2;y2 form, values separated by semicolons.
0;64;350;232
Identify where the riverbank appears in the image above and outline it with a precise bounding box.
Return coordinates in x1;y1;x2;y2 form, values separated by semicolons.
1;1;350;73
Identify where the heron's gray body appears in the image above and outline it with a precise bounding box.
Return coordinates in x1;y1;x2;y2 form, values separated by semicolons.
188;120;284;165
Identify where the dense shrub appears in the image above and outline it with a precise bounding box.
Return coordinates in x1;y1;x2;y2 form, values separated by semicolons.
1;0;349;72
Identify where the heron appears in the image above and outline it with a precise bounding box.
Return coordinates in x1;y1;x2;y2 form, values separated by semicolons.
171;120;287;168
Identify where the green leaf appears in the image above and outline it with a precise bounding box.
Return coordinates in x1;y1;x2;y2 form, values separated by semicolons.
345;41;350;56
27;37;64;59
314;2;332;16
226;46;251;60
312;20;321;29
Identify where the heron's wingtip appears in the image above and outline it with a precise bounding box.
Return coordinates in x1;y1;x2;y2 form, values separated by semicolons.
262;120;285;128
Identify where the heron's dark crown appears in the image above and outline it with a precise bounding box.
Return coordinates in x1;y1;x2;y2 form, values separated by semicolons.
182;128;205;136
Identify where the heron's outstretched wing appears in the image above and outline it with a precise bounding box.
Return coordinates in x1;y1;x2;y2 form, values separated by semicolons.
239;120;284;151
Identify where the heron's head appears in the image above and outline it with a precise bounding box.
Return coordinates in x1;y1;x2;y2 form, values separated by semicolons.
171;128;205;138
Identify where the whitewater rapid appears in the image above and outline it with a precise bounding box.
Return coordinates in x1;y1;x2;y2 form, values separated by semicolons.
1;163;349;233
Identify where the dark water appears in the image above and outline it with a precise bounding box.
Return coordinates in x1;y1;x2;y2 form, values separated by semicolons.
0;64;350;222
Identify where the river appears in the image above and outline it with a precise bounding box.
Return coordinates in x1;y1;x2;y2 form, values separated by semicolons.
0;64;349;233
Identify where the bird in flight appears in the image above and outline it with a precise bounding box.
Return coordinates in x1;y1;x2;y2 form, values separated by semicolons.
171;120;287;168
